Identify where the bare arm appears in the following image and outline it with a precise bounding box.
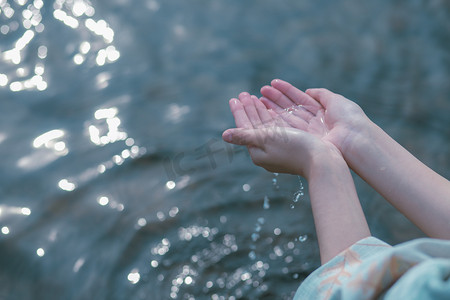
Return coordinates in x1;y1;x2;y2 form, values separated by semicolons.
307;150;371;263
259;79;450;239
343;119;450;239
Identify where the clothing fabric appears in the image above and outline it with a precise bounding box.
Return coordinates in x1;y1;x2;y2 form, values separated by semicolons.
294;236;450;299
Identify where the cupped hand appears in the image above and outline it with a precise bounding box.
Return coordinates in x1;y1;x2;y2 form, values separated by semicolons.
260;79;370;155
222;92;341;177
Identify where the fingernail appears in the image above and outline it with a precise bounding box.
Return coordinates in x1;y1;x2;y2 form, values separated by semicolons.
239;92;250;99
222;130;232;143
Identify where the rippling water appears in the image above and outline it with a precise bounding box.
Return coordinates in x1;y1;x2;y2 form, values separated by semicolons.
0;0;449;299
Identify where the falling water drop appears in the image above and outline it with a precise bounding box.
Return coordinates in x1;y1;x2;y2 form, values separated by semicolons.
263;195;270;209
272;173;279;190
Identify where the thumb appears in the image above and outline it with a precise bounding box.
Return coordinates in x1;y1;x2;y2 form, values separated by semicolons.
305;88;335;107
222;128;263;146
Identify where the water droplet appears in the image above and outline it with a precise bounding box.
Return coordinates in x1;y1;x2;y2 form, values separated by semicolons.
272;173;279;189
285;106;297;114
251;233;259;242
298;235;308;242
290;204;295;209
293;191;303;203
263;195;270;209
248;251;256;260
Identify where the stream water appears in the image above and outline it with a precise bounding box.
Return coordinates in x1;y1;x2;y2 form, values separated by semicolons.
0;0;449;299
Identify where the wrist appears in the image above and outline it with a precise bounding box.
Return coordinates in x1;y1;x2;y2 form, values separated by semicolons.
341;117;379;164
305;145;347;181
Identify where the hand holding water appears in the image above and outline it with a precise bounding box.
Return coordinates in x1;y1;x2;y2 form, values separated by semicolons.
254;79;450;239
222;90;371;264
222;92;342;178
260;79;370;156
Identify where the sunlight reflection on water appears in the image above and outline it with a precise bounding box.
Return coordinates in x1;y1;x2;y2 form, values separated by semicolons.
0;0;448;299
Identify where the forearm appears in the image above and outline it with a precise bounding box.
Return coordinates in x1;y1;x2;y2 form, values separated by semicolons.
345;121;450;239
307;151;371;264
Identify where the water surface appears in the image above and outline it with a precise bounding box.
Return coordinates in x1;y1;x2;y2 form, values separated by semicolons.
0;0;449;299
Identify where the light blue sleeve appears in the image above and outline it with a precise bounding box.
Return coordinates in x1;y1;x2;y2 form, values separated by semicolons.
293;237;450;300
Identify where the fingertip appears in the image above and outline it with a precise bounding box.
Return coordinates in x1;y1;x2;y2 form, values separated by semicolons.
229;98;239;105
305;88;320;97
239;92;250;99
271;78;290;87
260;85;271;93
271;79;282;85
223;128;250;146
305;88;336;107
306;88;332;95
229;98;241;111
222;129;233;143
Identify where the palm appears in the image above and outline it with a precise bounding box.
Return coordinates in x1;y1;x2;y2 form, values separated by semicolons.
225;92;334;175
259;80;366;153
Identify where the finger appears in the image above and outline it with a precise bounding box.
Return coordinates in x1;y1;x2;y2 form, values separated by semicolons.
266;109;288;126
305;88;336;107
260;85;296;109
280;111;309;131
261;85;315;123
252;96;275;127
222;128;263;147
239;92;261;128
285;103;316;124
264;106;290;127
271;79;322;114
229;98;252;129
260;96;285;113
261;97;309;130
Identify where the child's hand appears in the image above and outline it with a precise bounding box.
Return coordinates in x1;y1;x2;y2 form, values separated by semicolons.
223;92;372;262
222;92;341;178
260;79;370;155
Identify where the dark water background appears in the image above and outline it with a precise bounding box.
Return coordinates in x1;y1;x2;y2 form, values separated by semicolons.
0;0;449;299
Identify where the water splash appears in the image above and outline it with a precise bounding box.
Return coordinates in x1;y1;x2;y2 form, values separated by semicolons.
290;177;305;209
